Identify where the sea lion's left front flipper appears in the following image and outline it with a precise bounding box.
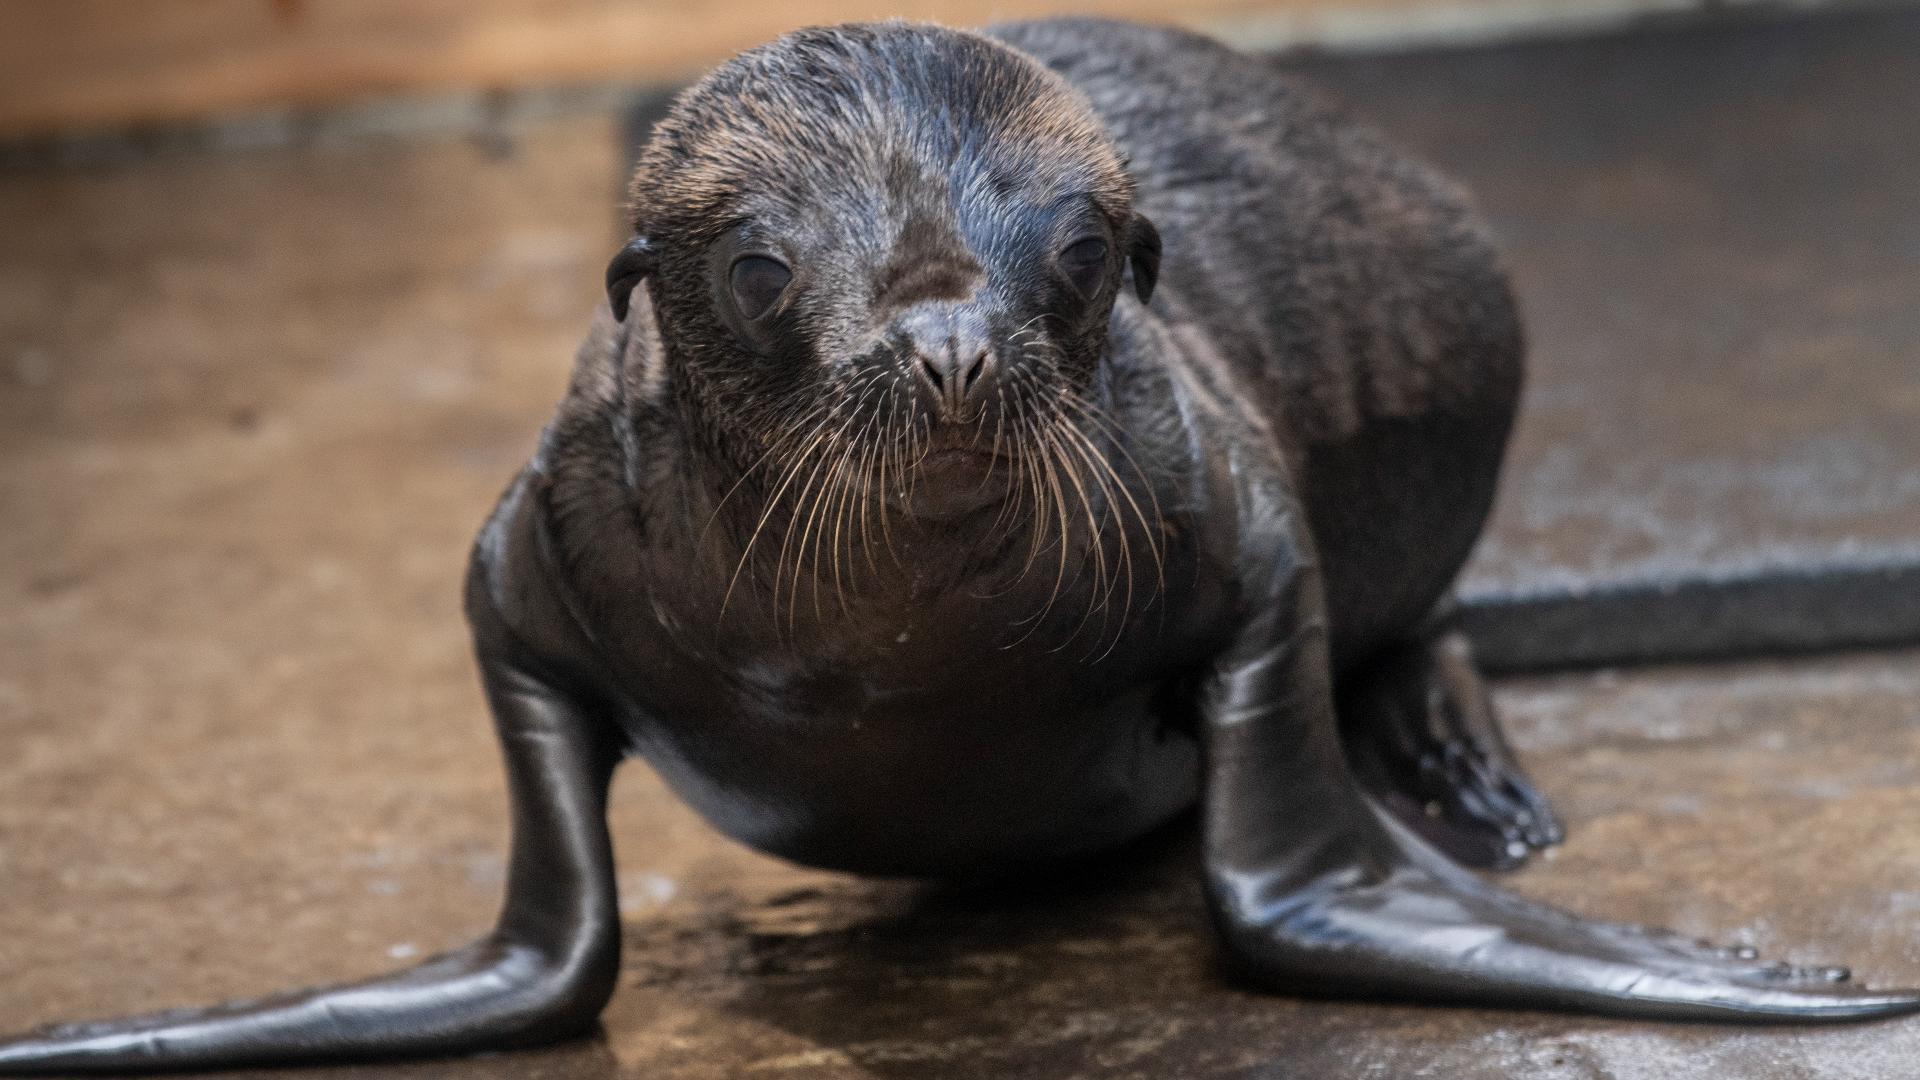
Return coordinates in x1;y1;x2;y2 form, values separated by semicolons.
1202;483;1920;1022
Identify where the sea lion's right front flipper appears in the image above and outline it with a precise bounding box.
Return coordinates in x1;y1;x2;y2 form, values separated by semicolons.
1202;482;1920;1022
0;593;624;1073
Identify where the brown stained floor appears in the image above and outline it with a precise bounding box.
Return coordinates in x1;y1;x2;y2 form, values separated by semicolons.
4;8;1920;1080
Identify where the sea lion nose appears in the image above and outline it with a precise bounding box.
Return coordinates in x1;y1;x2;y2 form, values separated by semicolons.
897;302;998;417
918;346;994;416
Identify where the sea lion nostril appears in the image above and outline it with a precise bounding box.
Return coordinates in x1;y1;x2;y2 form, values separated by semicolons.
961;349;991;394
918;353;946;393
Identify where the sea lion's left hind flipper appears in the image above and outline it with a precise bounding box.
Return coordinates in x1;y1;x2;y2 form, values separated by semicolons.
0;603;624;1074
1204;496;1920;1022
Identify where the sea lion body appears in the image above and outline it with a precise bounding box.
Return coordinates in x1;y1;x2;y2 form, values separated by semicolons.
488;18;1517;876
4;18;1913;1076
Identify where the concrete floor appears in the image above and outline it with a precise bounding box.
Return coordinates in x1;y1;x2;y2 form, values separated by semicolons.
4;8;1919;1079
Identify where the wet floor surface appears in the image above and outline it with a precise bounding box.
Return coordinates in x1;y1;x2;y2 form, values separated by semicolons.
4;8;1919;1079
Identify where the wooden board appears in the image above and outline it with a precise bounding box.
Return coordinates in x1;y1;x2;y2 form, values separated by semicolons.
0;0;1650;139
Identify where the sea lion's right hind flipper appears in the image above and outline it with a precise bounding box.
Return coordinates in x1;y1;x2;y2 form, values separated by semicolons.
0;613;624;1074
1338;620;1563;871
1203;488;1920;1022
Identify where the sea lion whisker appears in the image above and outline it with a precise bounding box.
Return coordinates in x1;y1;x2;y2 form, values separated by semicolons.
1028;395;1078;636
826;379;891;617
1058;400;1165;591
1043;392;1128;627
1024;357;1165;587
768;411;844;625
1052;397;1163;600
1052;421;1138;660
874;378;903;564
802;429;853;625
998;392;1054;617
823;374;891;610
782;404;866;631
760;366;889;615
1003;358;1121;648
697;391;845;552
1002;313;1050;352
1030;414;1115;652
855;399;887;578
977;386;1016;523
719;400;849;617
999;412;1063;644
1006;379;1057;586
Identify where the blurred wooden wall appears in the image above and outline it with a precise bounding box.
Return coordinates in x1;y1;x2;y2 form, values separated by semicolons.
0;0;1637;138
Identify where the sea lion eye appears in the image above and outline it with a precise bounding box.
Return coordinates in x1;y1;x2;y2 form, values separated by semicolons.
1059;237;1108;297
729;255;792;321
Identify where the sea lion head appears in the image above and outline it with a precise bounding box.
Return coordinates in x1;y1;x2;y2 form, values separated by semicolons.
609;21;1160;524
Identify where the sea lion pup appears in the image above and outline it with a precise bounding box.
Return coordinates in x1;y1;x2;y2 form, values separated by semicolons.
3;17;1915;1073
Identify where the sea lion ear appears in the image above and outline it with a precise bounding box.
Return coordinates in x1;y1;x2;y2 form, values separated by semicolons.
1125;213;1161;304
605;235;656;321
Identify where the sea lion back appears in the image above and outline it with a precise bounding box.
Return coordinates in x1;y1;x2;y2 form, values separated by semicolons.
990;17;1524;659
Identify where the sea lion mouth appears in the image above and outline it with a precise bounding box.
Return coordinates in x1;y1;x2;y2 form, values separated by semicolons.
892;444;1016;520
906;419;1016;472
919;420;1007;455
901;418;1021;501
917;446;1008;468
